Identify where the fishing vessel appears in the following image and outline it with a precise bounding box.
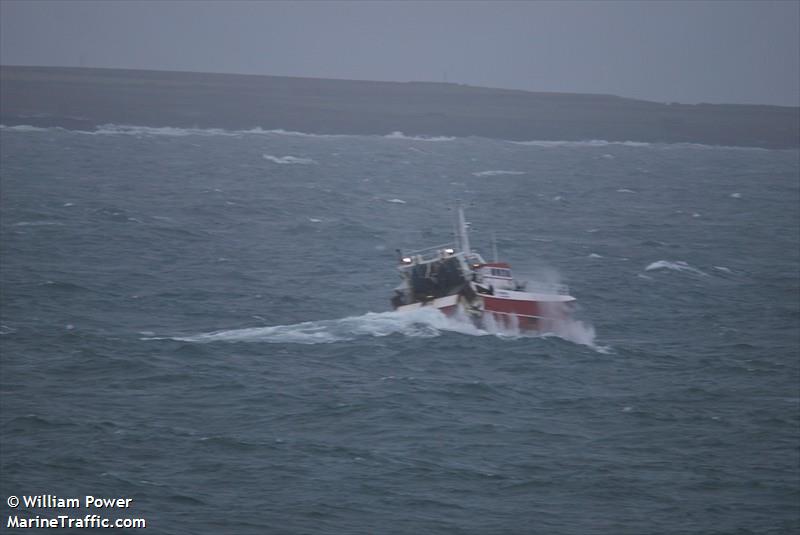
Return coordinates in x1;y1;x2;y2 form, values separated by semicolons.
390;207;575;331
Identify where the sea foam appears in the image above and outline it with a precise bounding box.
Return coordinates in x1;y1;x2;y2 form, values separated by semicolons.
262;154;316;165
644;260;708;276
0;124;784;151
512;139;652;148
385;131;456;142
168;308;486;344
510;138;773;151
0;124;52;133
472;170;525;177
161;306;604;350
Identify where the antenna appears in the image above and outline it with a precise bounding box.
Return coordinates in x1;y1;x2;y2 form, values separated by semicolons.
491;231;499;263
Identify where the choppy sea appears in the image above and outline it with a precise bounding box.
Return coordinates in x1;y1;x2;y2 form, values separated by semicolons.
1;124;798;534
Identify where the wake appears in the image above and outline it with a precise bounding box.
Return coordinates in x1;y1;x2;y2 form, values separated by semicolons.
162;307;603;350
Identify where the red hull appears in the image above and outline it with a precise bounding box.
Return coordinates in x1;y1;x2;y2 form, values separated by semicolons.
483;295;543;330
437;297;564;331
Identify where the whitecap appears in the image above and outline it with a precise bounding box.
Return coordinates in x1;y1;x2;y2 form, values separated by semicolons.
385;198;407;204
262;154;316;165
0;123;352;139
92;125;236;137
385;131;456;142
512;139;651;148
1;124;786;151
730;192;742;198
252;128;350;138
644;260;708;276
510;138;773;151
472;170;525;177
616;188;636;193
0;124;52;133
13;221;63;227
0;325;17;335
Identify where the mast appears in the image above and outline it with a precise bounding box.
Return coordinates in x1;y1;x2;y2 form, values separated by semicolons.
453;216;460;253
457;205;471;256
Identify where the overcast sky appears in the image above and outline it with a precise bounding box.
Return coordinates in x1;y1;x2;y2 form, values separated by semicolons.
1;0;798;106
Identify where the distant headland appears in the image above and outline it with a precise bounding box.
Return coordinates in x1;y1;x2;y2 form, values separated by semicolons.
1;66;797;149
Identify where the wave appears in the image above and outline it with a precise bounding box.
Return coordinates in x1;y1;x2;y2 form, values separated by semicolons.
385;131;456;142
0;324;17;336
513;139;652;148
0;124;455;142
511;139;774;151
254;128;352;138
157;307;603;350
644;260;708;276
89;124;347;138
12;221;64;227
472;170;525;177
0;124;52;133
0;124;350;139
0;124;785;151
0;124;237;137
262;154;316;165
